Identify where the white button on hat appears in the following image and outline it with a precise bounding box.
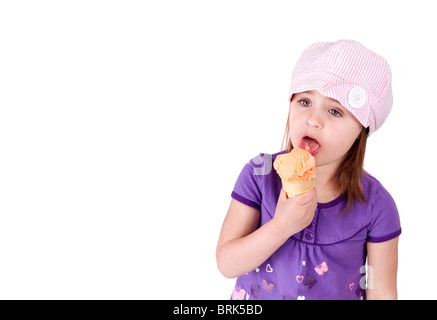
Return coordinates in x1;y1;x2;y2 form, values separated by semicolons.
348;86;367;109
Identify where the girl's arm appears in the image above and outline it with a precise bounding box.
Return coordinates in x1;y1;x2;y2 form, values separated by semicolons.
216;189;317;279
366;237;399;300
216;199;287;279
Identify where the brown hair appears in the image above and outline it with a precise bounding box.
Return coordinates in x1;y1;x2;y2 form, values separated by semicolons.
281;113;369;213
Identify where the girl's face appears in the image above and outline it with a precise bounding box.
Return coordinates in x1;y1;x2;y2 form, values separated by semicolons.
289;90;363;169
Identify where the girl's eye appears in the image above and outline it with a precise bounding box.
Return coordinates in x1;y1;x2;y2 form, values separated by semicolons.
329;109;342;117
299;99;311;107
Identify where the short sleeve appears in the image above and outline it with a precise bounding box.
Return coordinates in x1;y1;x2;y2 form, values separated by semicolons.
367;183;401;243
230;154;270;210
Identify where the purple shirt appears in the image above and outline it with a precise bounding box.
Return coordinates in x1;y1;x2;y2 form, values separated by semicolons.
230;151;401;300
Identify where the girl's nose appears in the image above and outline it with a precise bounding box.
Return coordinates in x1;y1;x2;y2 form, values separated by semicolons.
306;110;323;129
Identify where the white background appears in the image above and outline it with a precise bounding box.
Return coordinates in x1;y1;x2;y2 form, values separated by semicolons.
0;0;436;299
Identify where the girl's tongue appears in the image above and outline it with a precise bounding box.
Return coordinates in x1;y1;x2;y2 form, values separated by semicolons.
299;137;321;156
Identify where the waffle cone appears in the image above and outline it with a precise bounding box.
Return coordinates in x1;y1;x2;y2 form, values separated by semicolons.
282;178;315;198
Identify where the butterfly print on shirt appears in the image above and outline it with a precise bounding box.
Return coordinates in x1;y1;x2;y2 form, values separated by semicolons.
303;274;317;289
314;262;329;275
262;279;275;293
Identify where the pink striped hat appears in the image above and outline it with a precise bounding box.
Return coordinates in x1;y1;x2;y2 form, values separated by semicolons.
289;40;392;135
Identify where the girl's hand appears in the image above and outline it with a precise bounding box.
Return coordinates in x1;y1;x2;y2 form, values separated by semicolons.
271;188;318;239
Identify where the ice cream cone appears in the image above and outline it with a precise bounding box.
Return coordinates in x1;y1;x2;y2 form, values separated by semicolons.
273;148;316;198
282;178;315;198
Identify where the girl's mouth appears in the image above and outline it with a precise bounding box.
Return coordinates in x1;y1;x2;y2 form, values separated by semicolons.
299;136;321;156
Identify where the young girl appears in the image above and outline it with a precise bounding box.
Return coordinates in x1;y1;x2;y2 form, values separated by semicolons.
216;40;401;300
